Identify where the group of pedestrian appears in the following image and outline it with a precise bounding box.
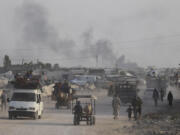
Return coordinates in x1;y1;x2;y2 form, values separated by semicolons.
152;88;173;107
112;88;174;121
112;95;142;120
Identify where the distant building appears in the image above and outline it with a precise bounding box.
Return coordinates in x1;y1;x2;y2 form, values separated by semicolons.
88;68;105;77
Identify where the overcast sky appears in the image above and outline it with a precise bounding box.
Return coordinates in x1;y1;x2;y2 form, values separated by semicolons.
0;0;180;67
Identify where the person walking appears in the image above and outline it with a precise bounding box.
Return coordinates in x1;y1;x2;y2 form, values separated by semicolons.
126;105;132;120
137;96;143;119
73;101;83;125
112;95;121;120
160;88;165;102
131;96;138;120
61;80;70;94
152;88;159;107
167;91;173;106
108;85;113;96
1;91;7;111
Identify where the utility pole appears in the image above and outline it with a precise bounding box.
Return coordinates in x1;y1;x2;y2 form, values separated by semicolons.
96;55;98;68
102;56;103;68
22;59;24;65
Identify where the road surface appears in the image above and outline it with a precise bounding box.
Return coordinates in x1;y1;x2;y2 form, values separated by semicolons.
0;85;179;135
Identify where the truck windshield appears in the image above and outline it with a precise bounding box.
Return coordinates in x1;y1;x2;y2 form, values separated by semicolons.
11;93;36;102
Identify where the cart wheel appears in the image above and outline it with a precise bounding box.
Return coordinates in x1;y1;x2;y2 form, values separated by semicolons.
55;103;60;109
90;116;93;125
86;116;90;125
74;115;80;125
9;113;14;120
33;112;38;120
93;116;96;125
67;102;71;109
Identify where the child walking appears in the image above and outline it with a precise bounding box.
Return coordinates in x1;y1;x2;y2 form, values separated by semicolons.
126;105;132;120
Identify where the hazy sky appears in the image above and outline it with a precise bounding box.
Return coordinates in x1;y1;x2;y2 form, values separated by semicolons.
0;0;180;67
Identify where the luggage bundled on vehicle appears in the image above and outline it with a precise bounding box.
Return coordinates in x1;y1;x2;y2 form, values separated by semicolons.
13;71;42;89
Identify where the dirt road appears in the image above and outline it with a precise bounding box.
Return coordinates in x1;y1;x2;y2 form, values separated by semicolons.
0;89;129;135
0;86;179;135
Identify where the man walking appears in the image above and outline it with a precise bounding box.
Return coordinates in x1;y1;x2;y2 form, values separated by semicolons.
112;95;121;120
131;96;137;120
1;91;7;111
167;91;173;106
137;96;143;119
153;88;159;107
73;101;83;125
160;88;165;102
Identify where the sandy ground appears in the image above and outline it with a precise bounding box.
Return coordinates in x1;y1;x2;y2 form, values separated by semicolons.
0;85;179;135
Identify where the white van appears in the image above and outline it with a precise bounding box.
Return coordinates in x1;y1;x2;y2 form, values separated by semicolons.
8;89;43;120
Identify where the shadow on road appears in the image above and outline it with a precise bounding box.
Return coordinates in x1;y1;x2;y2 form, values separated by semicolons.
0;117;8;120
21;122;73;126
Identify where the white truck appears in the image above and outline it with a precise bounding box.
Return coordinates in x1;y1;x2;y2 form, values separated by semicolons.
8;89;43;120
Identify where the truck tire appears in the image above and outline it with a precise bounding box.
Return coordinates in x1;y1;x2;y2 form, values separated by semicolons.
9;113;16;120
38;115;42;119
9;114;13;120
90;116;93;125
33;112;38;120
55;103;59;109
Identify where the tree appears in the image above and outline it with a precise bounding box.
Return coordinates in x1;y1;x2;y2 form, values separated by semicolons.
45;63;52;70
37;61;45;69
3;55;11;69
53;63;60;70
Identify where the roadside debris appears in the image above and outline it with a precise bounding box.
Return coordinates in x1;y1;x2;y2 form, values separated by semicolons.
130;112;180;135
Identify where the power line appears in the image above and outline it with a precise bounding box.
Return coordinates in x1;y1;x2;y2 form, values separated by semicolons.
117;33;180;44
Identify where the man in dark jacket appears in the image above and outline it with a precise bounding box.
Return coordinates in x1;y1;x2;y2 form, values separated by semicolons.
73;101;83;124
136;96;143;118
167;91;173;106
160;88;165;102
61;80;70;94
153;88;159;107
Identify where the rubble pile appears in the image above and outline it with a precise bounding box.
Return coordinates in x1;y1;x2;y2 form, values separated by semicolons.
130;113;180;135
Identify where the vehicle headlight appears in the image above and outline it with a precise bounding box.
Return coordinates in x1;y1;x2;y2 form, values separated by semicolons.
29;107;35;110
9;106;15;110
